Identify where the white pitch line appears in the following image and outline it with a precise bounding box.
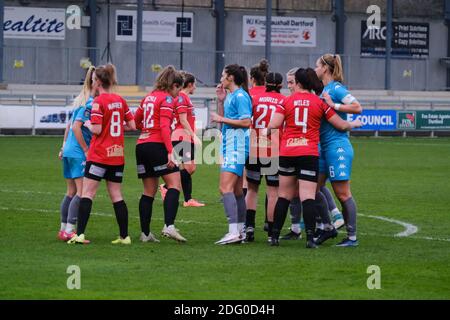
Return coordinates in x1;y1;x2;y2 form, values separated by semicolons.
1;190;448;243
359;213;418;237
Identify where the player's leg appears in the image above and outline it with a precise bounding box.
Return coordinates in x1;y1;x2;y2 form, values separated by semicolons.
244;180;259;242
106;178;130;244
321;185;344;229
299;178;319;249
314;189;338;245
332;180;358;247
68;169;100;244
182;160;204;207
265;184;278;242
64;177;83;238
282;182;302;240
244;159;261;242
216;171;241;244
327;142;358;247
59;157;76;239
270;174;296;246
233;175;246;240
59;178;75;239
160;171;187;242
139;177;159;242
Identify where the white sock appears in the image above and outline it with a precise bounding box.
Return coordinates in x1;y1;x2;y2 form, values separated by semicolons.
349;235;357;241
60;223;66;231
291;224;301;234
238;223;244;234
65;223;75;233
229;223;239;235
331;208;341;217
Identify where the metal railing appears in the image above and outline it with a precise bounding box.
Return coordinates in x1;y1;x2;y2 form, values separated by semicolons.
1;45;448;91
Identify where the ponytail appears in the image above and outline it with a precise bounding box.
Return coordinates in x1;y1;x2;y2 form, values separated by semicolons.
154;65;183;92
73;65;96;108
305;68;324;95
224;64;250;96
320;53;344;83
95;63;117;89
250;59;269;86
265;72;283;93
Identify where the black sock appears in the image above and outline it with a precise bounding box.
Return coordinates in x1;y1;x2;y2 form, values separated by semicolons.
302;199;317;241
77;198;92;236
243;188;247;198
272;197;290;237
113;200;129;239
180;169;192;202
264;194;268;224
139;194;154;236
164;188;180;226
268;221;273;237
246;209;256;229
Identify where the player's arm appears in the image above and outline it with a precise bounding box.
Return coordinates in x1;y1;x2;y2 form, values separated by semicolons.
90;101;103;135
211;114;252;128
328;114;362;131
90;123;102;135
72;120;89;154
322;89;362;114
216;84;226;117
266;102;285;136
325;104;362;131
179;112;201;145
59;121;70;159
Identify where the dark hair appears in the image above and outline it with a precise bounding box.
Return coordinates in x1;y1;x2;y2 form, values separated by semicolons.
95;63;117;89
306;68;323;95
295;68;324;95
224;64;250;96
153;65;183;91
265;72;283;93
250;59;269;86
180;71;195;89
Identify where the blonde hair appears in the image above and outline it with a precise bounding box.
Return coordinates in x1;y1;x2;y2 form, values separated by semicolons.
320;54;344;83
286;67;299;77
153;65;183;92
72;65;96;108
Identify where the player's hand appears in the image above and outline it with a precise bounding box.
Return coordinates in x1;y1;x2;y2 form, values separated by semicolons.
210;112;223;124
322;92;334;108
167;152;178;169
84;120;92;131
58;150;63;160
352;119;363;128
193;134;202;146
216;84;227;102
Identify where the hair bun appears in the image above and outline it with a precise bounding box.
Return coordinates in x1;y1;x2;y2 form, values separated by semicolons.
259;59;269;73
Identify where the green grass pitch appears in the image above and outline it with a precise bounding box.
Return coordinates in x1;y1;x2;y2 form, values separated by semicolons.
0;136;449;299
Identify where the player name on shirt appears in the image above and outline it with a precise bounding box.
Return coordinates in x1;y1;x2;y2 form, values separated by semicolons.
294;99;310;107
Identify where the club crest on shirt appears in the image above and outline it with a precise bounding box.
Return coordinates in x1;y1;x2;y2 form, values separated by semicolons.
92;103;100;111
178;96;184;103
106;144;124;157
166;96;173;104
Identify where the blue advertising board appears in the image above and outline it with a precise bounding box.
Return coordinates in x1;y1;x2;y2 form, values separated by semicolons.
347;110;397;131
